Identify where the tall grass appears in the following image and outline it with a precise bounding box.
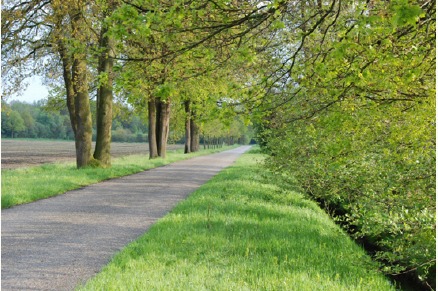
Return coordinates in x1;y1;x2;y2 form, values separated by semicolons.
1;147;235;209
77;149;394;290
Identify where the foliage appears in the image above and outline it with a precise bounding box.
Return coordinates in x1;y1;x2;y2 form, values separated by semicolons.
1;100;150;142
2;101;74;140
2;110;26;138
255;0;436;287
262;99;435;282
78;151;394;290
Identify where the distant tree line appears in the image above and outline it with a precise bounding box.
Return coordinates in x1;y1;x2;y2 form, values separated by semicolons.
1;100;254;145
1;100;148;142
2;100;73;140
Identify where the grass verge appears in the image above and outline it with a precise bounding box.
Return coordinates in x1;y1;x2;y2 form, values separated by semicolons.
1;146;236;209
77;149;394;291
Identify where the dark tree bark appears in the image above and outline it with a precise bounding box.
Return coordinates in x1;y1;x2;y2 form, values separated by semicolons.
72;59;92;168
155;100;163;156
184;100;191;154
58;41;77;137
149;97;170;158
190;117;200;152
70;7;93;168
184;101;200;153
94;26;115;167
148;98;159;159
157;99;170;158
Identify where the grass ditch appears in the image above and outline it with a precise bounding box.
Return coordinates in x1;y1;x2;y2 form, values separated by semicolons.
77;149;394;290
1;146;236;209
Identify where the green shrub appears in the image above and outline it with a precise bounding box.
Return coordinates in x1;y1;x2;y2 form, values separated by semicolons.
261;98;436;287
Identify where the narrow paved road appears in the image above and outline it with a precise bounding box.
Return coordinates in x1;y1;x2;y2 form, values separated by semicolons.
2;146;251;291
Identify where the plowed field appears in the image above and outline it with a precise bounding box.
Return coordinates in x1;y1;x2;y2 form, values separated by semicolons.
1;139;183;169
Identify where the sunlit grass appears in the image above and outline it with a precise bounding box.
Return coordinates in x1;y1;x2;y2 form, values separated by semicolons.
77;150;394;291
1;147;236;209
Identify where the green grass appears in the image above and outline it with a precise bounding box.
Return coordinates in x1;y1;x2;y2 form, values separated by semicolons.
77;149;394;291
1;147;236;209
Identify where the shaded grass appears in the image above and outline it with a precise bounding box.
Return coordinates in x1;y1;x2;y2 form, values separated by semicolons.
1;147;236;209
78;150;394;291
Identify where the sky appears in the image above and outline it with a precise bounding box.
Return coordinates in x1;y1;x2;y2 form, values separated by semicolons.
8;76;49;103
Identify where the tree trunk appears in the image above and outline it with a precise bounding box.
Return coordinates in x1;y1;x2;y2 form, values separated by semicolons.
148;98;158;159
190;117;200;152
155;99;163;156
58;41;77;137
72;59;92;168
158;99;170;158
72;60;92;168
70;8;92;168
94;26;115;167
184;100;191;154
148;98;170;158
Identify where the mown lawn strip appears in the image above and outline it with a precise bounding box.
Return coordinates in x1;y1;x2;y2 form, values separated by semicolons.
78;150;394;291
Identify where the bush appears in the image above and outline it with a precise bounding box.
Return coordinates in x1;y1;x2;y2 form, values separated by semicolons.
261;99;436;288
111;128;131;142
111;129;148;143
136;133;147;143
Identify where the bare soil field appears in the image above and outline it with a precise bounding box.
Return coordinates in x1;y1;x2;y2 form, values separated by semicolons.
1;139;183;169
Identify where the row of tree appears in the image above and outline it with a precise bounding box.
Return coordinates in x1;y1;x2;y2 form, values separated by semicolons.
2;0;435;287
2;0;254;166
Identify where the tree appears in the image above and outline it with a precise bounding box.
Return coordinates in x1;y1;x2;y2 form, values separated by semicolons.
2;0;93;167
2;0;123;168
94;0;119;167
107;0;283;158
4;110;26;138
67;3;95;167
